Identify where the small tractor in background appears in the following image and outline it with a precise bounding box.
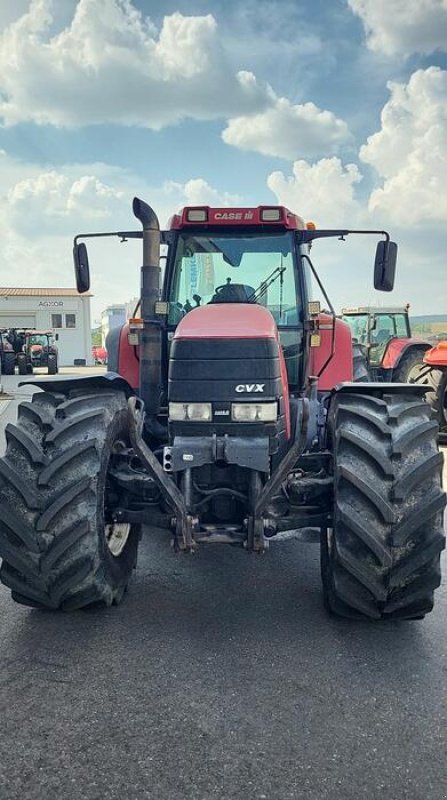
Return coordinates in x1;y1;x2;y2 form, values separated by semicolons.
341;305;432;382
21;330;59;375
0;329;58;375
0;199;444;621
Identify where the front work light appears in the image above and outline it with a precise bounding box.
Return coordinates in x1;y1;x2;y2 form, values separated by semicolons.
186;208;208;222
169;402;212;421
231;402;277;422
260;208;281;222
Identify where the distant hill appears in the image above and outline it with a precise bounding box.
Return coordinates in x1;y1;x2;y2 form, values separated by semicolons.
410;315;447;339
411;315;447;325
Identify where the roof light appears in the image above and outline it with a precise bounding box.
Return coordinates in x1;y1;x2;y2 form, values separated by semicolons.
260;208;281;222
186;208;208;222
306;221;316;230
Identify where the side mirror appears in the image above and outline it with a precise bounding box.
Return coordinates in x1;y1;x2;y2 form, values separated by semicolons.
374;240;397;292
73;242;90;293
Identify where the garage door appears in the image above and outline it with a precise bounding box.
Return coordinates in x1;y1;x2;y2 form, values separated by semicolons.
0;314;37;328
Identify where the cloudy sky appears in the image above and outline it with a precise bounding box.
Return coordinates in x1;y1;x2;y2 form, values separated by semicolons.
0;0;446;320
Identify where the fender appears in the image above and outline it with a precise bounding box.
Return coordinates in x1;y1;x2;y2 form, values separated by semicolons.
423;341;447;367
333;381;429;396
381;338;431;369
19;372;136;397
309;315;353;390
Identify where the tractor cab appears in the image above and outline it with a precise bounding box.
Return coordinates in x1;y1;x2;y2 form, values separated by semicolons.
341;305;430;381
163;206;309;394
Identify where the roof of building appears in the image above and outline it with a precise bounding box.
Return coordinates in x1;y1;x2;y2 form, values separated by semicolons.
0;288;92;297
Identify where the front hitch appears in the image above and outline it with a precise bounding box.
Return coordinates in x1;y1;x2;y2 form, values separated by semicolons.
128;397;195;550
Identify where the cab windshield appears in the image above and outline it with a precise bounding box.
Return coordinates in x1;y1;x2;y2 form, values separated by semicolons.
27;334;50;347
168;231;301;327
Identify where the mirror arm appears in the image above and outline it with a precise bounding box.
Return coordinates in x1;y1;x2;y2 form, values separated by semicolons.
300;229;391;244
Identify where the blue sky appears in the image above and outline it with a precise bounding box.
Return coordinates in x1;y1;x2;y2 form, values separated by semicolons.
0;0;446;320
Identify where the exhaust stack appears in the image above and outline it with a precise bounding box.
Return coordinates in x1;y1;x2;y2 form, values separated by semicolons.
132;196;161;422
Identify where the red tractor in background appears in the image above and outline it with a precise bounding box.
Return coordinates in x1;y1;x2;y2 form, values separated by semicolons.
415;343;447;437
0;199;444;621
341;305;431;382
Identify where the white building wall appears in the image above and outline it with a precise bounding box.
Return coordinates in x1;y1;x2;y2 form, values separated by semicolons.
0;294;93;366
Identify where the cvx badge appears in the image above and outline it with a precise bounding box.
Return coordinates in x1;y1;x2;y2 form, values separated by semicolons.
235;384;265;393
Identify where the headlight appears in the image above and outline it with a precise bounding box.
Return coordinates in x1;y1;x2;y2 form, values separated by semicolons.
169;402;212;421
231;402;277;422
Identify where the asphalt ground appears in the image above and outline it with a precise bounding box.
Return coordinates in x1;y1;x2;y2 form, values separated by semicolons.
0;371;446;800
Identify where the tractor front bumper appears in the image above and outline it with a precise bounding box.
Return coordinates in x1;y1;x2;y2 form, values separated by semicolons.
163;435;271;474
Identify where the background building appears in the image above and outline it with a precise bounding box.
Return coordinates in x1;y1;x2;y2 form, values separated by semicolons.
101;304;126;346
0;288;93;366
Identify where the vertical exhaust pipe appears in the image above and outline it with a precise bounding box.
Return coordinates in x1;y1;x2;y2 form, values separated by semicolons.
132;197;161;424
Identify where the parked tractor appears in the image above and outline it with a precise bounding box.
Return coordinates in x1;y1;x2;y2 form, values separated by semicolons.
341;305;431;382
0;331;16;375
0;199;444;620
22;330;59;375
415;343;447;436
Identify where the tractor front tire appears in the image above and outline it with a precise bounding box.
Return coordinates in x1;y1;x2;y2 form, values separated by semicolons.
414;365;447;434
17;354;27;376
352;343;369;382
47;354;58;375
0;389;140;610
322;390;445;620
392;348;427;383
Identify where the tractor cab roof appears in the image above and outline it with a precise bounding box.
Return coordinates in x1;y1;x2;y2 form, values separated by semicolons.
341;305;410;315
168;206;306;231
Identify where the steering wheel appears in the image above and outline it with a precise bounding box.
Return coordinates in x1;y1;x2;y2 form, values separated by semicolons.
211;281;256;303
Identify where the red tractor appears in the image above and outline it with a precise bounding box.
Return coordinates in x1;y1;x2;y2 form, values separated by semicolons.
341;305;431;382
415;343;447;436
0;199;444;620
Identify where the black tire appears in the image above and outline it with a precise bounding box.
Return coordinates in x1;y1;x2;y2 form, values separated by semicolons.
3;352;15;375
0;389;140;610
392;348;427;383
352;343;369;382
47;354;57;375
414;364;447;433
17;354;27;376
322;390;445;620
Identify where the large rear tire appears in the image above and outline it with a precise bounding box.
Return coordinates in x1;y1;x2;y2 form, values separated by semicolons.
414;364;447;434
322;390;445;620
3;353;15;375
392;348;427;383
0;389;140;610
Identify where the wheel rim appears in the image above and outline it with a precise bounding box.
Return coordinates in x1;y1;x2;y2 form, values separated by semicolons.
105;522;131;557
104;438;131;557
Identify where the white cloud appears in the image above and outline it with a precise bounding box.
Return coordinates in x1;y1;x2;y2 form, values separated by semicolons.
0;0;272;128
161;178;243;212
348;0;447;56
0;150;248;317
267;157;363;224
222;97;350;160
360;67;447;224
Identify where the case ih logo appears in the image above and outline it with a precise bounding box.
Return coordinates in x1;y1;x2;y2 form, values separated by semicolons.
213;211;254;221
235;384;265;393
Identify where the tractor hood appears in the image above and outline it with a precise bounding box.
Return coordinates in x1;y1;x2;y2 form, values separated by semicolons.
173;303;278;341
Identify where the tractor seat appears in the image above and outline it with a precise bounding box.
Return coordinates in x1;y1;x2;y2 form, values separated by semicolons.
374;329;391;344
209;283;255;304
